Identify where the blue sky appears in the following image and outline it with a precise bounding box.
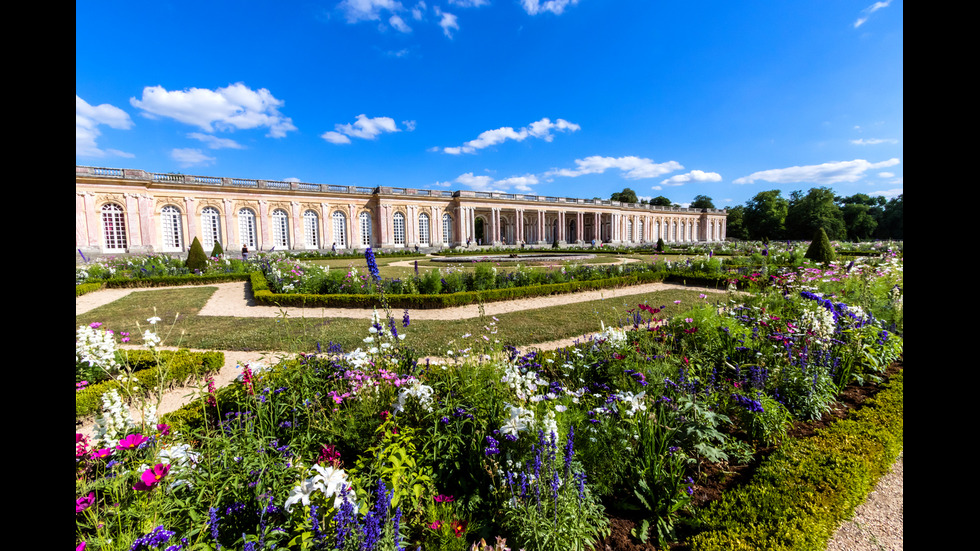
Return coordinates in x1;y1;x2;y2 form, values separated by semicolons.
76;1;903;208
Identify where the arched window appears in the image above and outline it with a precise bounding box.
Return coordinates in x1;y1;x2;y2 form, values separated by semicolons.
393;212;406;245
418;213;430;245
332;211;347;247
626;218;633;242
161;205;184;251
201;207;221;252
443;213;453;244
272;209;289;249
101;203;127;252
304;210;319;249
239;208;257;249
638;219;645;242
359;212;372;246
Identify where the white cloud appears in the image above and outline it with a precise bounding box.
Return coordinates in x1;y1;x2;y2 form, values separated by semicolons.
851;138;899;145
548;155;683;180
130;83;297;138
389;14;412;32
434;7;459;38
322;114;401;144
188;132;245;149
76;96;133;157
412;2;426;20
659;169;723;186
441;117;580;154
452;172;539;193
522;0;579;16
869;187;903;199
338;0;404;23
171;148;216;167
854;1;891;28
733;158;900;185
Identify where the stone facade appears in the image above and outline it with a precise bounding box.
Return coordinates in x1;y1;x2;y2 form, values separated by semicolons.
76;165;727;257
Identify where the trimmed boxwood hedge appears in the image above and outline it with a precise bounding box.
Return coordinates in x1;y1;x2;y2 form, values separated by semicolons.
250;270;672;309
87;272;251;290
76;349;224;420
687;369;904;551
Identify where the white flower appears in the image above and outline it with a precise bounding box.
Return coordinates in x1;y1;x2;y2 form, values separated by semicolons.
285;477;321;511
395;378;435;413
500;404;535;438
147;316;162;325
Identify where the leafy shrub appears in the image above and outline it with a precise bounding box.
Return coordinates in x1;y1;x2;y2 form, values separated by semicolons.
185;237;209;272
804;228;835;264
210;241;224;257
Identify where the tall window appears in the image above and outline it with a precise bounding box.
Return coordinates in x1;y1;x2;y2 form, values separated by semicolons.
442;213;452;244
359;212;372;246
418;213;430;245
272;209;289;249
332;211;347;247
638;219;645;242
101;203;127;252
239;208;257;249
304;210;319;249
393;212;405;245
161;205;184;251
201;207;221;252
626;218;633;242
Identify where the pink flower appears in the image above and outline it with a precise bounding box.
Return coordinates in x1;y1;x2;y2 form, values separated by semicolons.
156;423;171;436
133;464;170;491
76;492;95;513
90;448;113;460
434;494;455;503
116;434;149;451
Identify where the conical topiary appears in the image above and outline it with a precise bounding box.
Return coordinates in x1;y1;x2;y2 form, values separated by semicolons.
210;241;224;258
185;237;209;272
656;238;665;252
804;227;835;264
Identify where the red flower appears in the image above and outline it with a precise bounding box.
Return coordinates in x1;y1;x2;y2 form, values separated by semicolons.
451;520;468;537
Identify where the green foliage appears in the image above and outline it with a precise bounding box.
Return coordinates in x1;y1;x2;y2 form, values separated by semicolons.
787;188;846;241
744;190;788;241
611;188;639;204
690;195;715;209
804;228;836;264
210;241;224;257
185;237;209;272
689;372;903;551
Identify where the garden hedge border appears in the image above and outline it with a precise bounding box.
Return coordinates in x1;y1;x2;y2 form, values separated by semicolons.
76;349;224;420
90;272;252;290
250;270;679;309
687;369;904;551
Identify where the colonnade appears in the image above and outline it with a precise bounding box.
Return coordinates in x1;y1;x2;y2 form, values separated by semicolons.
75;166;727;257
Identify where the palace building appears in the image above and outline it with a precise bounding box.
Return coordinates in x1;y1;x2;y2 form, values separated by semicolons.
76;165;727;257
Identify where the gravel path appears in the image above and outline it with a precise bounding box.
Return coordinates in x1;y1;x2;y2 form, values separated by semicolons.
75;281;902;550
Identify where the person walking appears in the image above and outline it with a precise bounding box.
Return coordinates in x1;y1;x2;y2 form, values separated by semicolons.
241;245;249;261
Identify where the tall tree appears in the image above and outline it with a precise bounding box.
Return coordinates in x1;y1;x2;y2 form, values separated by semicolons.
877;194;903;239
786;187;845;240
611;188;639;203
725;205;747;240
690;194;715;209
743;190;788;240
649;195;673;207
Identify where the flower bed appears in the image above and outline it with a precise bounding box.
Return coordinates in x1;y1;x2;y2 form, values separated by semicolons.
75;250;903;551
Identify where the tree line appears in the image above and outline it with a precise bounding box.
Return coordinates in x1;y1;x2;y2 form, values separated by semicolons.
610;187;903;241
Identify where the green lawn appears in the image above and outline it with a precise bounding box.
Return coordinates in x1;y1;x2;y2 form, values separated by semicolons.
75;284;714;357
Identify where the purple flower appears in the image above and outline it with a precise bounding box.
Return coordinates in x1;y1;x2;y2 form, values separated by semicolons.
364;247;381;283
76;492;95;514
402;309;410;327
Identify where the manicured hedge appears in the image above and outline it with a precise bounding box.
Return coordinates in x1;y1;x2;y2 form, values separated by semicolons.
76;349;224;420
250;270;671;309
95;272;252;289
76;282;105;297
687;369;904;551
